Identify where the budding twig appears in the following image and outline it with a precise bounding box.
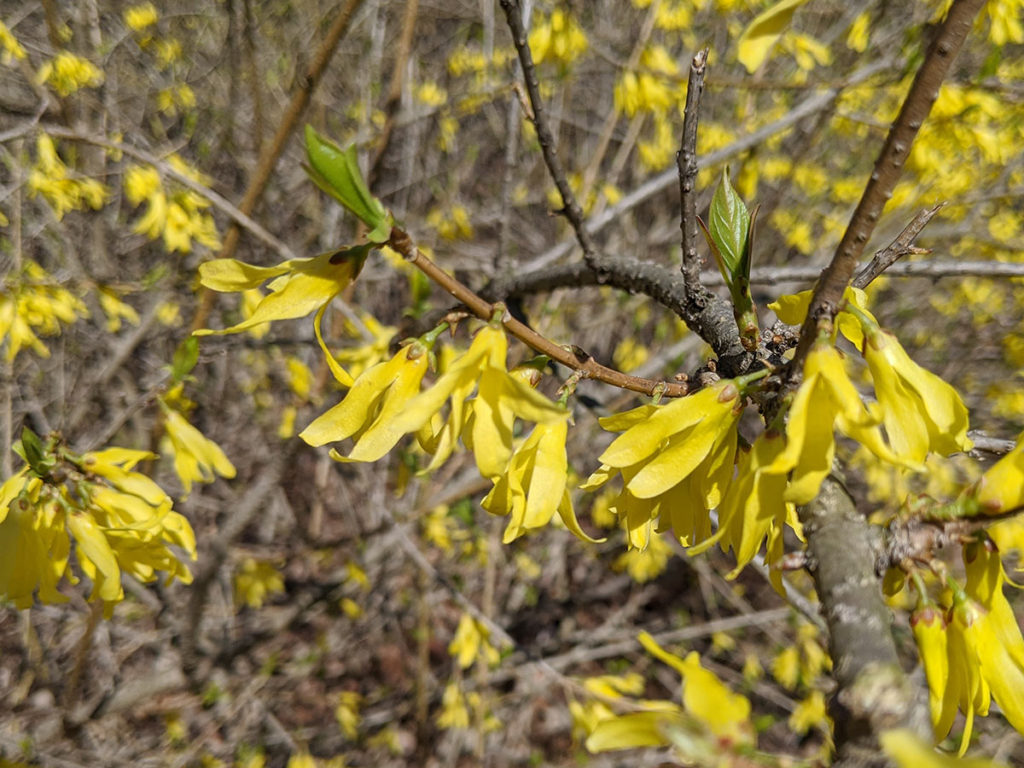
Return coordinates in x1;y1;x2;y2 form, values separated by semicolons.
388;227;689;397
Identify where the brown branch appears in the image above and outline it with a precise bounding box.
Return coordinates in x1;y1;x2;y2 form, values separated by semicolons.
192;0;365;331
678;48;709;292
852;203;945;289
499;0;598;266
800;477;930;766
786;0;986;382
389;228;688;397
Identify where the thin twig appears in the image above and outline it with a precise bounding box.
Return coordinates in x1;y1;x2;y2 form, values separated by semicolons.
499;0;597;266
678;48;709;291
522;59;892;273
852;203;945;288
389;228;689;397
786;0;987;383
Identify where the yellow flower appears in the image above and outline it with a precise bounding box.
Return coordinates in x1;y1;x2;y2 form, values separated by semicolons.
912;605;955;738
788;690;828;736
300;341;431;457
767;341;918;504
857;318;972;463
196;246;372;385
529;9;587;66
692;432;795;584
160;403;236;497
0;20;27;62
962;542;1024;741
585;380;740;549
598;380;740;500
124;3;158;32
233;557;285;608
613;532;671;582
586;633;753;755
971;434;1024;514
437;682;470;730
1;261;88;361
97;286;140;332
482;418;597;544
448;613;499;669
335;691;362;740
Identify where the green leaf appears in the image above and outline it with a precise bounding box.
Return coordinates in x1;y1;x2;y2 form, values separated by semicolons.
304;125;393;242
708;169;750;277
170;336;199;382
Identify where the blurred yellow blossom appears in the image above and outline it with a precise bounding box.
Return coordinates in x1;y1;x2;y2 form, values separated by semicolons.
159;401;236;497
28;134;107;220
0;261;88;361
37;52;104;96
233;558;285;608
124;3;158;32
0;20;27;62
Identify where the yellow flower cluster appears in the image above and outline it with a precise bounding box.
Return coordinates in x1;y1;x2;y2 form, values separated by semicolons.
300;324;591;543
124;160;220;253
233;557;285;608
590;287;970;583
124;2;159;32
528;9;588;66
913;542;1024;754
0;261;87;361
0;20;27;62
37;51;104;97
27;134;107;220
0;437;196;614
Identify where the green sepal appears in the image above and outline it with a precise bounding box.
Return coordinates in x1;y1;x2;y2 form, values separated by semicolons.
304;125;393;243
15;427;57;479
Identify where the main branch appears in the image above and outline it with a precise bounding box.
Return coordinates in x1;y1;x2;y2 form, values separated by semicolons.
785;0;986;381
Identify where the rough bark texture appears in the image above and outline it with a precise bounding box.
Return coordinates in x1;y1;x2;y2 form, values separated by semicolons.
800;477;930;767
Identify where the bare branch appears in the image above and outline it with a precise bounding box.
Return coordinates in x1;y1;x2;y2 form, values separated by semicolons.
522;59;892;273
852;203;945;289
786;0;987;382
499;0;597;266
677;48;709;293
389;228;689;397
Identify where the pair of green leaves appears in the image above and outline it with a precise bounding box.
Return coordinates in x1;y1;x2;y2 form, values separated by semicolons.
701;170;759;351
304;125;393;244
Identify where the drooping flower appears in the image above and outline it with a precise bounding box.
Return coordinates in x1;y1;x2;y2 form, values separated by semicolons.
482;418;597;544
300;340;431;458
196;245;373;385
692;431;799;587
159;401;236;497
970;433;1024;514
583;632;753;758
766;340;919;504
855;312;972;462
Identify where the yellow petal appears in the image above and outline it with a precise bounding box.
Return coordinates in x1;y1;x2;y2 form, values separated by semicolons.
737;0;810;73
198;258;290;291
